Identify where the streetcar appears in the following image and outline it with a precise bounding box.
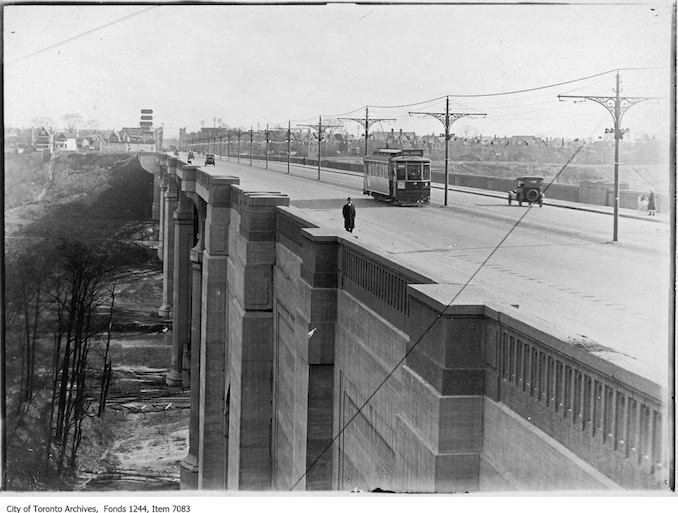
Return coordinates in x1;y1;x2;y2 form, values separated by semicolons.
363;148;431;205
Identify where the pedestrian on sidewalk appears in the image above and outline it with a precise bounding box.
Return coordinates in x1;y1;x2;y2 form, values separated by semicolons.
342;197;356;233
647;191;656;216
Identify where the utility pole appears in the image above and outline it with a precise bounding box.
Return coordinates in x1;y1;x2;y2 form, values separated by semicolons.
410;97;486;206
298;116;340;180
237;129;242;164
249;127;254;166
218;130;225;160
339;107;395;156
284;121;292;174
559;71;654;241
226;130;231;161
265;124;270;170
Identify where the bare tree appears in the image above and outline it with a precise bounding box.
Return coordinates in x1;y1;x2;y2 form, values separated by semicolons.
46;240;114;475
85;118;100;130
5;242;54;411
97;282;116;417
30;116;54;129
62;113;83;132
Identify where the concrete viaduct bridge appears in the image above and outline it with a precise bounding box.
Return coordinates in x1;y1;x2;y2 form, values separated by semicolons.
137;152;667;492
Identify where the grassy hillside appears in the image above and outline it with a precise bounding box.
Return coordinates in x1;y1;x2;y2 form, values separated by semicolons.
4;151;163;490
4;152;51;209
5;152;154;240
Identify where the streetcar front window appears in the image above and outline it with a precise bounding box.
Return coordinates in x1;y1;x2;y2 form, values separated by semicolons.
407;164;421;180
396;164;406;180
423;164;431;181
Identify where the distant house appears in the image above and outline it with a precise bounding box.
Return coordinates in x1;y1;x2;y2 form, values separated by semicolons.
119;127;146;143
53;132;68;151
53;130;78;151
372;129;416;148
32;126;52;152
107;130;121;143
78;136;92;150
509;135;542;146
99;130;127;153
422;134;444;148
75;129;105;151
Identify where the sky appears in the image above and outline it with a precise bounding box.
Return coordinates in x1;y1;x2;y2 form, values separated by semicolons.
3;1;673;140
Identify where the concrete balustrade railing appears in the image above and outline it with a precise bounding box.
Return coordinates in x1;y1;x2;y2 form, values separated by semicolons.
487;312;663;489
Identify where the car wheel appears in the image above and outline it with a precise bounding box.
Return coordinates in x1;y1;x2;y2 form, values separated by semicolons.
526;189;540;202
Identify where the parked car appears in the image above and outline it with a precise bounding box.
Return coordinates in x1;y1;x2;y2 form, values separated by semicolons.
508;176;544;207
204;153;215;166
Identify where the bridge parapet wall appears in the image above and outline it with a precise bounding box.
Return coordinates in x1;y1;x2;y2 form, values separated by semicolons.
149;154;665;492
482;305;664;489
405;283;664;490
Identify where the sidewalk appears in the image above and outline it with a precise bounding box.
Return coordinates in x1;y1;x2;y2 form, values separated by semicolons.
441;183;668;224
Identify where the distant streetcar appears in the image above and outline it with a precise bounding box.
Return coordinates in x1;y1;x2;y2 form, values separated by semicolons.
362;148;431;205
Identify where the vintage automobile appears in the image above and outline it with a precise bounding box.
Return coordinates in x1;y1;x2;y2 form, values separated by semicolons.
188;151;195;160
508;176;544;207
204;153;215;166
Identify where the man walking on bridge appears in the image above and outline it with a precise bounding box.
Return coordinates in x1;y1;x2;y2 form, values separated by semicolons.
343;197;356;233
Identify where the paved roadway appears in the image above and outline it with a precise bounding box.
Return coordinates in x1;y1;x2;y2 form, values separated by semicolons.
180;153;671;383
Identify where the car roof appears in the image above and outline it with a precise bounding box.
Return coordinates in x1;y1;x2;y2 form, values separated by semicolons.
517;176;544;181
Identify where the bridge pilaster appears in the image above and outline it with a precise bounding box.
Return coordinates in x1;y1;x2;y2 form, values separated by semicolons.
226;190;290;490
167;191;195;387
197;176;239;490
152;154;167;221
157;172;167;261
158;159;178;317
181;190;207;489
298;229;338;490
403;285;487;493
180;246;203;490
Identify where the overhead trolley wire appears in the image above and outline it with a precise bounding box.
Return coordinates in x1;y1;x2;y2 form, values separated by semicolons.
288;115;607;491
322;105;368;119
368;68;665;110
211;67;663;132
370;94;449;110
